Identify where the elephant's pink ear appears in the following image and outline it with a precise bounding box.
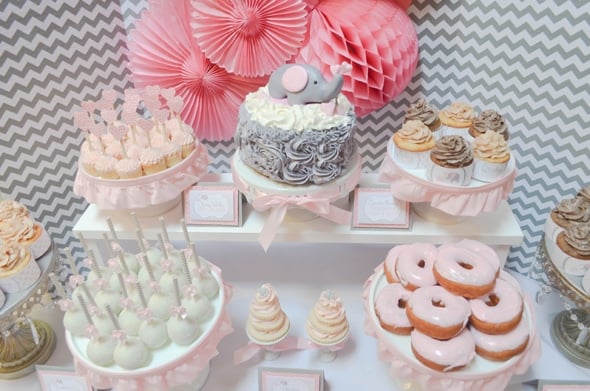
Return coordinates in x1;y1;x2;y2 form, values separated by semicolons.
282;65;308;92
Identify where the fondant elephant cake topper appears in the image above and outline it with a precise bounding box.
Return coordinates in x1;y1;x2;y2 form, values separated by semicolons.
268;63;351;105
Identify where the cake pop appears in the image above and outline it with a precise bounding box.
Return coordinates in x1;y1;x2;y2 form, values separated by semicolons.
144;254;175;321
79;283;115;337
91;249;122;315
116;274;142;336
179;251;212;322
167;278;201;346
50;273;87;337
136;282;169;349
78;294;116;366
106;304;150;370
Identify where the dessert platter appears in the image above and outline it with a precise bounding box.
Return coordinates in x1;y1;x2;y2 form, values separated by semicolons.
535;185;590;367
363;240;541;391
0;199;58;378
73;87;209;215
379;101;517;219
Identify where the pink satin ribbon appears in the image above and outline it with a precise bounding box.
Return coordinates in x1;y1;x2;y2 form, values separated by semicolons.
233;336;308;364
300;338;348;352
251;191;352;251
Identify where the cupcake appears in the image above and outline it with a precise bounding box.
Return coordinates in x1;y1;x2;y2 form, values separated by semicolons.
115;158;143;179
171;132;196;159
556;223;590;261
577;186;590;203
468;109;509;142
392;120;435;169
80;150;101;177
439;102;475;137
472;131;511;182
94;155;119;179
139;148;167;175
550;197;590;230
426;135;474;186
404;99;441;138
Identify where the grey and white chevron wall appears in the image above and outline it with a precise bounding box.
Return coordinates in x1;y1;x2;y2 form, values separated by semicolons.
1;0;589;279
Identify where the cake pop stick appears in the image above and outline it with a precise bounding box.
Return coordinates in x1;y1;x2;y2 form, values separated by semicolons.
135;228;163;272
49;273;68;300
79;283;114;336
53;272;87;337
180;218;191;248
136;282;169;349
106;218;119;242
157;234;179;294
180;252;212;322
64;247;84;289
159;216;170;245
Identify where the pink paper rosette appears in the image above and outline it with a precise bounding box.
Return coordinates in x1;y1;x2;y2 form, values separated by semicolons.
296;0;418;116
127;0;266;141
191;0;308;77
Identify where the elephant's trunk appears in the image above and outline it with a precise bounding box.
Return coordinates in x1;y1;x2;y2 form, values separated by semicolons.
320;74;344;102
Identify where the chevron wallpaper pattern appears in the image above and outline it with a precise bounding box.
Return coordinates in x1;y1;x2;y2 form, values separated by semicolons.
1;1;589;280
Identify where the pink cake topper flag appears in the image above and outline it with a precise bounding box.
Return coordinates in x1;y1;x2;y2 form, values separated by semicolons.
127;0;267;141
80;100;96;114
110;124;129;158
190;0;308;78
73;111;96;150
294;0;418;116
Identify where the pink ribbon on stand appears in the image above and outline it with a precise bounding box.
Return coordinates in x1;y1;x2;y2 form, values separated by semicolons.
233;336;308;365
251;191;352;251
300;338;348;352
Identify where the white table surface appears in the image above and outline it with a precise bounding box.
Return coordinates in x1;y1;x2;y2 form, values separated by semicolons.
4;241;590;391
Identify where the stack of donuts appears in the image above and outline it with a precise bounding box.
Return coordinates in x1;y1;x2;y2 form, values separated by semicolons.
374;239;529;372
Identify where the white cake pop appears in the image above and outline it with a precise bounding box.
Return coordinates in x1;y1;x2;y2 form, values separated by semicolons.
50;273;88;337
105;304;150;370
79;284;115;336
116;274;141;336
77;294;116;367
179;251;212;322
136;283;169;349
136;231;163;284
91;254;122;314
167;278;201;346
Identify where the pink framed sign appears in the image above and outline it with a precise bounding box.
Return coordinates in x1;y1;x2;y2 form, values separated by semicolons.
183;184;242;226
259;367;324;391
352;187;410;228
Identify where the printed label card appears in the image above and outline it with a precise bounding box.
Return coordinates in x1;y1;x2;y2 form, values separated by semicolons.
183;184;242;226
352;187;410;229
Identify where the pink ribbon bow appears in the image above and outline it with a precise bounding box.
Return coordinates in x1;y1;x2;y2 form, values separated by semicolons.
233;336;307;364
251;193;351;251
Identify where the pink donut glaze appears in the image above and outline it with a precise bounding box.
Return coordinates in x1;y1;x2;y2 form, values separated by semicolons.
411;328;475;371
395;243;438;290
434;245;497;287
470;278;523;325
375;283;412;331
407;285;470;328
471;317;529;354
384;245;410;283
455;239;501;273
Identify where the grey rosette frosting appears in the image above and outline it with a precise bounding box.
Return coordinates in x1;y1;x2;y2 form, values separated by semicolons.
430;135;473;168
553;197;590;224
472;109;509;140
236;105;356;185
563;223;590;258
405;98;439;127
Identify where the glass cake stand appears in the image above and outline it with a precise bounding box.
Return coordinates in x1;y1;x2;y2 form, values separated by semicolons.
536;236;590;368
0;244;58;379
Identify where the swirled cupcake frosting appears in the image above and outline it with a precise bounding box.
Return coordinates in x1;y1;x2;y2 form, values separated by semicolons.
577;186;590;203
0;242;29;274
440;102;475;126
553;197;590;224
430;135;473;168
306;290;349;344
405;99;439;128
246;283;290;343
563;223;590;258
0;200;30;222
472;109;509;140
473;131;510;162
397;120;433;145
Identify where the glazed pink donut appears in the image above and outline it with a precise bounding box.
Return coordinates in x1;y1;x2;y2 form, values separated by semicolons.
384;244;410;283
411;328;475;372
470;278;523;334
456;239;501;276
406;285;470;340
395;243;438;291
433;245;497;299
472;317;529;361
375;283;413;335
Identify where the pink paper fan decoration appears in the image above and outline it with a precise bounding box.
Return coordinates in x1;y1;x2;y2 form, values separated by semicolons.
128;0;267;141
191;0;308;77
295;0;418;117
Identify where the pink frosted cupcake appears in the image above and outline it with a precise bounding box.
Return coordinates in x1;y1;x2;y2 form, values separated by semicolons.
94;155;119;179
140;148;167;175
158;142;183;168
80;150;101;177
171;132;196;158
116;158;143;179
